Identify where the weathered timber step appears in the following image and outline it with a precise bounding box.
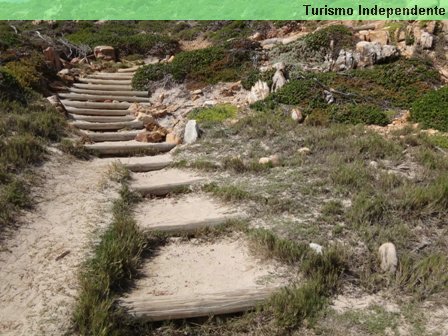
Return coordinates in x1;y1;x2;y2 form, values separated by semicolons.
71;120;143;131
121;288;277;321
134;194;241;232
65;106;130;116
69;114;135;123
118;66;140;73
130;169;204;196
78;78;132;85
81;130;141;142
70;87;148;97
59;93;150;103
73;83;133;91
88;73;134;80
113;155;172;172
61;100;134;109
85;141;175;156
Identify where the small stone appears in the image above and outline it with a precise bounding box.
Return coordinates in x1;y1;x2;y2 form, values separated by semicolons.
420;32;434;49
191;89;203;95
378;242;398;273
136;112;155;126
184;120;200;144
298;147;311;155
259;157;270;164
291;108;304;122
309;243;323;254
166;132;182;145
258;155;280;166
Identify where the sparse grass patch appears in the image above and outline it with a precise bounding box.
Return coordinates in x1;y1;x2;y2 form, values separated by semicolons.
189;104;237;124
58;139;92;160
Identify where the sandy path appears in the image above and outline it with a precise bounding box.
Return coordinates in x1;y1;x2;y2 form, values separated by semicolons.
0;153;117;336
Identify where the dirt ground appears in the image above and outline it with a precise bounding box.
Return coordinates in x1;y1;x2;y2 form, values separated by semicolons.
0;152;118;336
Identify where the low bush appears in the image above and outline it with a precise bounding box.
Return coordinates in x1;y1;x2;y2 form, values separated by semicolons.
411;87;448;132
329;104;389;126
0;69;26;103
189;104;237;123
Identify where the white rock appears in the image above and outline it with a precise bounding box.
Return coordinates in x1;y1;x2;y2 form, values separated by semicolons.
247;80;270;104
420;32;434;49
291;108;304;122
298;147;311;155
184;120;200;144
378;242;398;273
271;68;287;93
309;243;323;254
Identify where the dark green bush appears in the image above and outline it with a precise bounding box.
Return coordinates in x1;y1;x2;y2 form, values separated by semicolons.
330;104;389;126
0;69;26;103
411;87;448;132
303;25;354;55
0;23;21;51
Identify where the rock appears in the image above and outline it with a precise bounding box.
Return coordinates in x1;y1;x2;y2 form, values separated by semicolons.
249;32;263;41
366;30;390;44
378;242;398;273
333;49;358;71
93;46;116;61
324;90;335;104
298;147;311;155
166;132;182;145
356;42;399;67
136;112;155;125
271;67;287;93
167;55;175;63
309;243;323;254
184;120;200;144
258;155;280;166
203;100;217;107
191;89;203;95
291;108;304;123
135;130;165;143
46;95;65;113
247;80;270;104
43;47;62;71
420;32;434;49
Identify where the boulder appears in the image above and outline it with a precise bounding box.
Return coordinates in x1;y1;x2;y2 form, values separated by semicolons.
135;130;165;143
271;65;287;93
356;42;399;67
94;46;116;61
184;120;200;144
258;154;280;166
332;49;358;71
291;108;304;123
420;32;434;49
136;112;156;126
43;47;62;71
247;80;270;104
378;242;398;273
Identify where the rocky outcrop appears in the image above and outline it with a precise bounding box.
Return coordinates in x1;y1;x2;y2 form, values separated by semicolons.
271;62;287;92
43;47;62;71
356;42;399;67
247;80;270;104
94;46;116;61
184;120;201;144
420;32;434;49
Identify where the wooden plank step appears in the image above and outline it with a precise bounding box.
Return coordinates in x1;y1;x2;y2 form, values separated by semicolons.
118;66;140;73
121;288;276;321
78;78;132;85
113;155;172;172
81;130;140;142
85;141;175;156
61;100;133;109
59;93;150;103
73;83;133;91
88;73;134;80
69;114;135;123
70;120;143;131
130;169;204;197
69;87;148;97
65;106;130;116
134;194;241;232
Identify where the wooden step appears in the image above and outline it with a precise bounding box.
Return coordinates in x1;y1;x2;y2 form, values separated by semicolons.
61;100;133;110
78;78;132;85
81;130;141;142
69;114;135;123
130;169;204;197
65;106;130;116
59;93;150;103
113;155;172;172
88;73;134;80
118;66;140;73
73;83;134;91
134;194;241;232
85;141;175;156
69;87;148;97
71;120;143;131
121;288;276;322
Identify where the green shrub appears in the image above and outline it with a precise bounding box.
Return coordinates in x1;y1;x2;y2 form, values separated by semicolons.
0;23;21;50
189;104;237;123
411;87;448;132
3;53;50;90
303;25;354;55
0;134;45;171
0;69;26;103
330;104;389;126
